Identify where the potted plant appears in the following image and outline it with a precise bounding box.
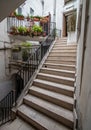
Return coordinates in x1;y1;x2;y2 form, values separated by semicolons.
37;26;43;36
31;25;43;36
33;16;40;21
21;42;32;61
40;17;48;23
17;26;27;35
26;14;30;21
10;26;18;35
16;14;24;20
26;27;31;36
31;25;38;36
42;31;46;37
9;11;16;17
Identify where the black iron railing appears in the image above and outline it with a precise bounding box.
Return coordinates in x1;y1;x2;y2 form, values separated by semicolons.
0;90;15;126
15;30;55;100
7;17;50;35
0;29;55;126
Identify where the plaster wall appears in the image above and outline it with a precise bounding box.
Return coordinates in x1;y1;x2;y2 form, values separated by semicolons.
76;0;91;129
43;0;64;31
0;0;43;101
19;0;42;16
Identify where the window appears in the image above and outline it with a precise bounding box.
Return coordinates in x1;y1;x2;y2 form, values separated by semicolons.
18;7;22;14
30;8;34;16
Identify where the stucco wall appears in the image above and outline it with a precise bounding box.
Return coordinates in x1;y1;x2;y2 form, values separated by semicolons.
0;18;11;80
19;0;42;16
43;0;64;31
0;0;42;101
76;0;91;130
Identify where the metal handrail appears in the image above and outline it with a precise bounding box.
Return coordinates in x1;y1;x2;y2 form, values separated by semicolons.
0;90;15;126
15;29;55;100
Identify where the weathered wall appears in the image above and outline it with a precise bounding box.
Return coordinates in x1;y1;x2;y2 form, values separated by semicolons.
43;0;64;31
0;0;43;100
19;0;42;16
0;19;11;80
76;0;91;129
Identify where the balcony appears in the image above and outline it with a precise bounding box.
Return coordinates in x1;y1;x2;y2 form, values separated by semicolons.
7;14;52;42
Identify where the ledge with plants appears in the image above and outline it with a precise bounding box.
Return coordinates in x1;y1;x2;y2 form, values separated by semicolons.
10;25;45;37
9;25;46;42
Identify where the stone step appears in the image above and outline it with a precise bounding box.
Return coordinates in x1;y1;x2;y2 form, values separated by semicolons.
1;118;36;130
43;63;76;71
46;60;76;65
23;94;74;129
17;105;71;130
55;43;67;45
50;50;77;53
29;86;74;111
49;52;76;57
52;47;77;50
37;73;75;86
47;56;76;61
56;38;67;42
54;44;77;47
40;67;75;78
51;50;77;53
33;79;74;97
55;40;67;43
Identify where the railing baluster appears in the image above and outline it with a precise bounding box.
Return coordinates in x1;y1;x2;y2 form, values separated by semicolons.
0;90;15;126
0;29;55;126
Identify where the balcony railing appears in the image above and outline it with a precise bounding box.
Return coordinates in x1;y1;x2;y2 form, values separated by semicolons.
7;16;50;37
0;29;55;126
15;30;55;100
0;90;15;126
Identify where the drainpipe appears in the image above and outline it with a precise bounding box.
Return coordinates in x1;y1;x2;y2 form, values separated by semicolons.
41;0;44;16
80;0;90;91
53;0;56;38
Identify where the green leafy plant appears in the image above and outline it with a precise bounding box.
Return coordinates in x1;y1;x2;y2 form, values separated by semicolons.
16;14;24;20
17;26;27;35
31;25;43;36
10;26;18;35
21;42;32;61
21;42;32;48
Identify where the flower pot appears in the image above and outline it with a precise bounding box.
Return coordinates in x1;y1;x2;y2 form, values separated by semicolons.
42;32;46;37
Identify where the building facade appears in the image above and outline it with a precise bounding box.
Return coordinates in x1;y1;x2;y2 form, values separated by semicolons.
0;0;43;101
16;0;42;17
43;0;78;42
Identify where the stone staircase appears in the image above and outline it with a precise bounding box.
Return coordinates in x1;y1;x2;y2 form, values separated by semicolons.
2;37;77;130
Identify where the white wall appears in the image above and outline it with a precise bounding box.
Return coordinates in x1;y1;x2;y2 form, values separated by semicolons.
76;0;91;129
67;31;76;44
0;19;10;43
18;0;42;16
0;0;43;100
43;0;64;31
0;19;11;81
63;0;77;13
